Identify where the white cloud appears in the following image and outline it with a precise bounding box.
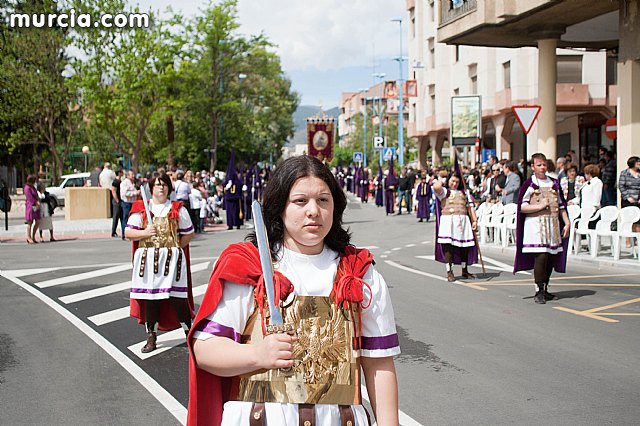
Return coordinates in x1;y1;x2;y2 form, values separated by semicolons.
237;0;406;71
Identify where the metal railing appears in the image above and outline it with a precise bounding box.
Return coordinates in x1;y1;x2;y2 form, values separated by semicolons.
440;0;477;25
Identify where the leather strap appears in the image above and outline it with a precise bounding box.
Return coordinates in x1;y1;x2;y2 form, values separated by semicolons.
249;402;266;426
339;405;355;426
299;404;315;426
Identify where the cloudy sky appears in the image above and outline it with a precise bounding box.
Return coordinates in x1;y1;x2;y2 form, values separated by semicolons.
133;0;407;108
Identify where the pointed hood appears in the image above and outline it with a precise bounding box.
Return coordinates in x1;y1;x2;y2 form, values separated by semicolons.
225;150;242;186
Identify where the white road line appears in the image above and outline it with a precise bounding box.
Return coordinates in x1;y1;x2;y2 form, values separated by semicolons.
189;261;212;274
60;281;130;304
128;328;186;360
0;267;60;277
414;255;531;275
421;240;431;244
35;264;133;288
392;247;402;251
481;255;531;275
361;385;422;426
384;260;487;291
88;306;130;326
2;273;186;425
384;251;391;254
361;245;379;250
405;243;416;248
380;255;388;258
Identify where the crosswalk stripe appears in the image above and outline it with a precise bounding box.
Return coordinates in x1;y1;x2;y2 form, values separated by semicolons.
60;281;130;304
35;264;133;288
128;328;186;360
87;283;209;327
1;267;60;277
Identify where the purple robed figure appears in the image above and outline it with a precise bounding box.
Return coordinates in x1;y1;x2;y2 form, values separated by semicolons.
224;150;243;230
361;169;370;203
24;183;41;222
384;160;398;215
513;177;569;274
375;167;384;207
353;166;361;199
243;166;253;221
346;166;354;193
434;187;479;265
416;178;432;221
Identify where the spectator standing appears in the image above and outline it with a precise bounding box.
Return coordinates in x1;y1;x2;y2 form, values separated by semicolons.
562;164;585;204
397;167;411;215
24;174;41;244
601;150;617;206
37;182;55;242
99;162;116;188
619;156;640;232
497;161;521;205
120;170;139;240
574;164;603;226
556;157;567;182
111;169;123;238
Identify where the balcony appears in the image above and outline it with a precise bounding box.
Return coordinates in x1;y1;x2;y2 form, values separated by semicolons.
440;0;477;26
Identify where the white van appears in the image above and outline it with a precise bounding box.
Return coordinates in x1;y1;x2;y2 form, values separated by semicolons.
46;172;90;209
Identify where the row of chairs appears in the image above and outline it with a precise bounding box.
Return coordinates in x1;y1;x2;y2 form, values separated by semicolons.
570;205;640;260
476;202;640;261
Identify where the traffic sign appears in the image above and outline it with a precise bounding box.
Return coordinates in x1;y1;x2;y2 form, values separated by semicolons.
605;117;617;139
382;147;396;162
353;152;363;163
512;105;541;135
373;136;385;150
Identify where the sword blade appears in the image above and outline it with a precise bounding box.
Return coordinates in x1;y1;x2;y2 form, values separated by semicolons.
251;200;283;324
140;184;153;225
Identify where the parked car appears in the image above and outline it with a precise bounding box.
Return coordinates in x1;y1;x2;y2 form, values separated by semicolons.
45;172;90;210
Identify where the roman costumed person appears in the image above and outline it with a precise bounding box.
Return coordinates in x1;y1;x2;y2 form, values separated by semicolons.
384;159;398;215
514;153;570;304
224;150;243;230
416;174;432;222
433;173;479;282
125;173;195;353
187;155;400;426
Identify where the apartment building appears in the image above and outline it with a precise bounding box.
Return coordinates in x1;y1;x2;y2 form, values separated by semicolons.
407;0;638;178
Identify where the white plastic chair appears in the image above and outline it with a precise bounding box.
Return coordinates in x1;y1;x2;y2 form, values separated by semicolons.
591;206;620;258
613;206;640;260
566;204;581;255
479;203;493;244
500;203;518;247
487;203;504;244
574;209;601;255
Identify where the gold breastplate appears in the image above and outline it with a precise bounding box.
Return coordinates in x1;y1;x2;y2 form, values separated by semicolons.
235;296;361;405
442;191;468;215
139;216;180;248
528;187;559;217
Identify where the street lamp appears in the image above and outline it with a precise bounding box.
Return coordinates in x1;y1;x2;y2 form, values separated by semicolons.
359;88;368;165
82;146;90;172
391;17;405;167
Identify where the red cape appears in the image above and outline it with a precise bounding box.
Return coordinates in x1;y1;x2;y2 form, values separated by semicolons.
186;242;373;426
129;200;194;331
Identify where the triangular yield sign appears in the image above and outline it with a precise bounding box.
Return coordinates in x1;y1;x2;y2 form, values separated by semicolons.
511;105;541;135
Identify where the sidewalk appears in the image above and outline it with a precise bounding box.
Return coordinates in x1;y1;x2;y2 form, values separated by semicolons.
482;241;640;271
0;208;229;242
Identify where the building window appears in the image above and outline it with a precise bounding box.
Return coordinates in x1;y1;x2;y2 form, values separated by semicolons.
503;61;511;89
429;84;436;116
428;38;435;69
429;0;435;22
468;63;477;94
557;55;582;83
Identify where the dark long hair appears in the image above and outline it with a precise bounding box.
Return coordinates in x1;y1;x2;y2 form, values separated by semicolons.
247;155;351;260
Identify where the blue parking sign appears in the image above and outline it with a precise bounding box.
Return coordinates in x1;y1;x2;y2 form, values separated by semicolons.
353;152;363;163
382;147;395;161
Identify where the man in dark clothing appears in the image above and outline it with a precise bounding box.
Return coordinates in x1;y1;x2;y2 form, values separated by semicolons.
397;167;411;215
406;167;417;212
111;169;123;238
601;150;617;206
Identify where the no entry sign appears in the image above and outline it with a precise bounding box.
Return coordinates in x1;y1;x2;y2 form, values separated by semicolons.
605;117;617;140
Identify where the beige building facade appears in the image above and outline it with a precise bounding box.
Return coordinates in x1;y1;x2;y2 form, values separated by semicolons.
406;0;638;183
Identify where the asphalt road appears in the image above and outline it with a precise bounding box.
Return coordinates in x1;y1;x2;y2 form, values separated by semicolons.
1;196;639;425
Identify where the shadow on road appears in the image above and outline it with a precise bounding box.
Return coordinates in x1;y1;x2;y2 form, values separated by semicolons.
522;289;596;300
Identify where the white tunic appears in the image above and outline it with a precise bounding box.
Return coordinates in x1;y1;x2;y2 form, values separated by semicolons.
193;246;401;426
436;189;475;247
522;177;564;254
127;201;194;300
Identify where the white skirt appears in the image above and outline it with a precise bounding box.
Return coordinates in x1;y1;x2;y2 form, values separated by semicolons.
221;401;370;426
437;214;475;247
130;247;188;300
522;215;563;254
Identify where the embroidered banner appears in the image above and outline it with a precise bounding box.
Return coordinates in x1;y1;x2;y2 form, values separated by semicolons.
307;118;335;161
